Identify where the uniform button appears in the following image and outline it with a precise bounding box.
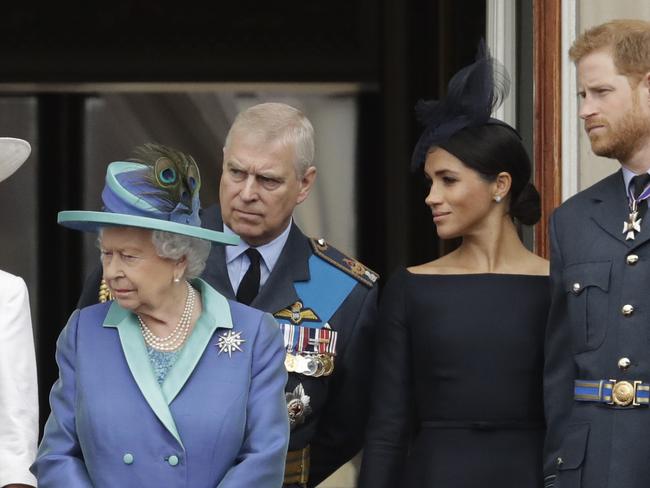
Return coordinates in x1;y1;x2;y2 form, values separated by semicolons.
557;456;564;467
572;283;581;293
167;455;179;466
622;304;635;316
618;357;631;370
123;453;134;465
626;254;639;265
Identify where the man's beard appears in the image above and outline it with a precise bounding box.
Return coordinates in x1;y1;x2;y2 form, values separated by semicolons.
589;105;650;163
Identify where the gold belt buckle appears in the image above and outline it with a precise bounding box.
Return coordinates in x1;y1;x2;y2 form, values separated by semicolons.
608;379;642;407
284;445;310;484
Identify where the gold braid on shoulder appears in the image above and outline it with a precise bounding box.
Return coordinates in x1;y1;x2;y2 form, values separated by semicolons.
99;279;113;303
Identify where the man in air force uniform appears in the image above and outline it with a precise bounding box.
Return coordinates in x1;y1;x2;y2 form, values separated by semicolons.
544;20;650;488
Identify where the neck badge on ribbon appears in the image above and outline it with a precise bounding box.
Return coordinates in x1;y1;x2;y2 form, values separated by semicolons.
624;184;650;240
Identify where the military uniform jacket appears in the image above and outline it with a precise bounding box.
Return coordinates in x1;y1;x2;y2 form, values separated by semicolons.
76;204;379;487
200;204;379;487
37;279;289;487
544;171;650;488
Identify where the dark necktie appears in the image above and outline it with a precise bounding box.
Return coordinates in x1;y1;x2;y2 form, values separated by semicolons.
236;248;261;305
631;173;650;221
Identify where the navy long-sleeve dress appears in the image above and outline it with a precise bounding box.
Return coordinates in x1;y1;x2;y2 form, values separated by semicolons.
359;267;549;487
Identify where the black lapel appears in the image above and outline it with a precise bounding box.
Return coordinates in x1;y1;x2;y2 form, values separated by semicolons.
200;204;236;299
252;222;311;314
590;171;636;248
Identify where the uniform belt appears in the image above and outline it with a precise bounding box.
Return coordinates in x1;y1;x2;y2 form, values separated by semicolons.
574;379;650;407
284;445;310;485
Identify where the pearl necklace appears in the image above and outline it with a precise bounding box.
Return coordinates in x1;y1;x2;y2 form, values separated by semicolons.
137;281;195;352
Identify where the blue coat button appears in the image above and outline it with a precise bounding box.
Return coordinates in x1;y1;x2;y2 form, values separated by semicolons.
168;455;179;466
123;453;134;465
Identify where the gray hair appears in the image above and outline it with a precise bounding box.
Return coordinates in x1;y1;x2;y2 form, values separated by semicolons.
97;228;211;280
151;231;211;280
224;102;315;176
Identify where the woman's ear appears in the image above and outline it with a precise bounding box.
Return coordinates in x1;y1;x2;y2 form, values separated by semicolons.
493;171;512;201
174;255;188;281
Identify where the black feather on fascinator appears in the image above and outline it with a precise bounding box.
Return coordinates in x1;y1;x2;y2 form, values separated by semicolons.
411;40;516;170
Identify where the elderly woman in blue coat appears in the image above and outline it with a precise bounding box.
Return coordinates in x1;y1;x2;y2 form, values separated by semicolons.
32;145;289;487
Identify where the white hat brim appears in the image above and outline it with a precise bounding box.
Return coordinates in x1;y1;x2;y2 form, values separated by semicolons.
0;138;31;183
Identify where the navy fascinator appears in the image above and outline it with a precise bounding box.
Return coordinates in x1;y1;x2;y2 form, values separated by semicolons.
411;40;516;170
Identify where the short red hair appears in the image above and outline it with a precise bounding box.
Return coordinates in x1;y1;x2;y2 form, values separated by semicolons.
570;19;650;83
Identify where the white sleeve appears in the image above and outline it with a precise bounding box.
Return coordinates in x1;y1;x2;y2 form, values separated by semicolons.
0;271;38;487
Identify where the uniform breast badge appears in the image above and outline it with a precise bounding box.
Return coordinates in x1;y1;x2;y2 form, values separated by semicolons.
286;383;312;429
274;301;320;325
215;330;245;357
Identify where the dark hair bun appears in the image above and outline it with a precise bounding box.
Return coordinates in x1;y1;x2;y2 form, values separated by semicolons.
510;182;541;225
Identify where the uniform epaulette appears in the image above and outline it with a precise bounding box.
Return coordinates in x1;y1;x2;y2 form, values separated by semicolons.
309;238;379;288
99;279;113;303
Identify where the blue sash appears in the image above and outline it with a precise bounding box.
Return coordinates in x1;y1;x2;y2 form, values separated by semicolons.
276;254;357;329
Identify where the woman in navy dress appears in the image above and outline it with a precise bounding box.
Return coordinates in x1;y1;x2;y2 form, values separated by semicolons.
359;45;550;488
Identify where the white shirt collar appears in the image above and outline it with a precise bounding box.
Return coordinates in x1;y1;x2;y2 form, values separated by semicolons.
223;218;293;274
621;167;650;199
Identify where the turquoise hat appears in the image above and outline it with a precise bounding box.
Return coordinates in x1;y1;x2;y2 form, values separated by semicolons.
58;146;238;245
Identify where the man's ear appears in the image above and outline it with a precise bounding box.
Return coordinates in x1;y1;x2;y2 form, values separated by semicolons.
641;71;650;107
296;166;317;205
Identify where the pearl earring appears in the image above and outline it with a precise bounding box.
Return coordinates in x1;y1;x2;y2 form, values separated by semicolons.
173;277;180;283
494;195;502;203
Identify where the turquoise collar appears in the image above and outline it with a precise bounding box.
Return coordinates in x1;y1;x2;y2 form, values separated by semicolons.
103;278;233;447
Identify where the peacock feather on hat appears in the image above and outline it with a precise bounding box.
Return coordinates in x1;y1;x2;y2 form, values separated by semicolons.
129;143;202;216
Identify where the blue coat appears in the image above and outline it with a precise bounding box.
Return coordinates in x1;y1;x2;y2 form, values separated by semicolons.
75;206;379;487
33;279;289;487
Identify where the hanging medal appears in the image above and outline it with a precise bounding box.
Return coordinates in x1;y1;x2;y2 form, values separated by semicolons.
623;183;650;240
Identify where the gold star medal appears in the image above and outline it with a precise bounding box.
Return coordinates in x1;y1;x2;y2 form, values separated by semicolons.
216;330;245;357
284;353;297;372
